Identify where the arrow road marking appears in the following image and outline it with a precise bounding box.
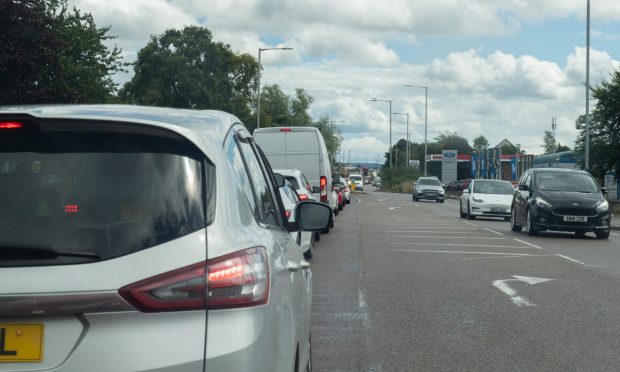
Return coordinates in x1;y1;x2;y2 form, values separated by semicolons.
492;275;554;307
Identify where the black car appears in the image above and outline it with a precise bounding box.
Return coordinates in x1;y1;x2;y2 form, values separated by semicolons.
510;168;611;239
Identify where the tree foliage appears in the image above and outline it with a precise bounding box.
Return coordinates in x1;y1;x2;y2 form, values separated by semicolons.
472;135;489;153
574;70;620;177
313;116;342;166
542;130;557;154
0;0;126;104
120;26;259;124
435;131;473;154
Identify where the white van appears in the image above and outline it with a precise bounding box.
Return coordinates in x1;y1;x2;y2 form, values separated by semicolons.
254;127;336;213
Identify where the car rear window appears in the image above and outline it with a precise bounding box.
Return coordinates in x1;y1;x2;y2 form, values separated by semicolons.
0;120;207;267
284;176;300;190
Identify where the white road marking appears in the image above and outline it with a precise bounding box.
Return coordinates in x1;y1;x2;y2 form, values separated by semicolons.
388;236;506;240
464;255;554;260
387;242;534;249
555;254;586;265
414;204;421;207
513;238;543;250
376;230;498;235
388;207;395;210
611;232;619;237
357;288;371;328
483;227;504;236
492;275;555;307
387;249;536;256
378;199;384;202
461;221;478;227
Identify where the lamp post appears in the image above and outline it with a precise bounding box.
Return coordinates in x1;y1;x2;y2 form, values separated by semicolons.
585;0;591;170
257;47;293;130
403;84;428;175
370;98;392;168
393;112;410;168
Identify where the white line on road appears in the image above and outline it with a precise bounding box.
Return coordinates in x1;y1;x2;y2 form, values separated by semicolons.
513;238;543;250
555;254;586;265
375;230;498;235
388;236;506;240
611;232;619;237
464;255;554;260
483;227;504;236
386;242;535;249
388;207;395;210
461;221;478;227
387;249;537;256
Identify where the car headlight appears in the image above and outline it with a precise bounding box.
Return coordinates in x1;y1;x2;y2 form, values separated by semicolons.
472;196;484;203
439;189;445;194
596;199;609;213
535;197;553;209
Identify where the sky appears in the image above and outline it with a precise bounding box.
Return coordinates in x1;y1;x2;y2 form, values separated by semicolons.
71;0;620;163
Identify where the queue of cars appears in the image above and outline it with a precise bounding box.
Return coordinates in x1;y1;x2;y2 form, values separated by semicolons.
417;169;611;240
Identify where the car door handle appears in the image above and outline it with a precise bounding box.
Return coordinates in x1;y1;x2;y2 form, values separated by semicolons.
300;260;311;270
287;261;301;272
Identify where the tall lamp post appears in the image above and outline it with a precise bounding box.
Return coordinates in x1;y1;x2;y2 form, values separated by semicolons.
585;0;591;170
403;84;428;176
370;98;392;168
392;112;410;168
256;47;293;129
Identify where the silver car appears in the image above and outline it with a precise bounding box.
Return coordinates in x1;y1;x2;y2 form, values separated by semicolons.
0;105;331;371
278;179;316;259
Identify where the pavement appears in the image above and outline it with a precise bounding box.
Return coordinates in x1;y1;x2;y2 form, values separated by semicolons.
311;187;620;371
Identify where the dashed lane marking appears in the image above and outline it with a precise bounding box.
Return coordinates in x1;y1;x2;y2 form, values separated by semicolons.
513;238;543;250
483;227;504;236
385;242;535;249
555;254;586;265
386;249;538;256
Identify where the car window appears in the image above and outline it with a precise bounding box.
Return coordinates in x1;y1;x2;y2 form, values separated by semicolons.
283;184;299;203
535;172;599;193
473;180;515;194
301;174;311;190
225;133;259;218
284;176;300;190
0;126;206;267
237;136;279;227
419;179;441;186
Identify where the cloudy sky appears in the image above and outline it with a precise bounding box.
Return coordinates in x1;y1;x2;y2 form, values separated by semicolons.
72;0;620;163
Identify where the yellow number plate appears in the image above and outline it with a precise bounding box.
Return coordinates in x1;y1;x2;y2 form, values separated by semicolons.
0;324;44;362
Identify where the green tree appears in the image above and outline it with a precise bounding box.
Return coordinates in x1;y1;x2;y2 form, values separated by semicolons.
501;144;518;155
120;26;259;124
0;0;126;104
435;131;473;154
259;84;291;127
542;130;557;154
472;135;489;153
556;144;571;152
574;70;620;178
313;116;342;166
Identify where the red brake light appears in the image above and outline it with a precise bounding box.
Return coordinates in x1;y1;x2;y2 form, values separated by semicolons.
285;210;292;219
320;176;327;202
119;247;269;312
64;204;79;214
299;194;309;201
280;128;292;132
0;121;23;129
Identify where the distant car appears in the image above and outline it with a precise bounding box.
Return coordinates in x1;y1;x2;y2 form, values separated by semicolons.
279;180;316;259
413;176;445;202
0;104;332;371
511;168;611;239
273;168;315;201
349;174;364;191
372;177;382;186
460;179;515;220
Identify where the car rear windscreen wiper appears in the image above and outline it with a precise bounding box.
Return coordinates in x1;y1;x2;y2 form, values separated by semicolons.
0;244;100;260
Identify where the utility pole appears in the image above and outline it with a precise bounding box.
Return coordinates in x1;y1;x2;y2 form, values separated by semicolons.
585;0;591;170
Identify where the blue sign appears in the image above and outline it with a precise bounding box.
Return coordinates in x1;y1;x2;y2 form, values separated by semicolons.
511;156;518;181
471;153;478;178
481;152;487;178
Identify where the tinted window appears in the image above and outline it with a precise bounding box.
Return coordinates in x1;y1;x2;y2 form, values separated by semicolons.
237;137;279;226
0;128;206;267
473;181;515;194
225;134;258;217
535;172;599;193
284;176;300;190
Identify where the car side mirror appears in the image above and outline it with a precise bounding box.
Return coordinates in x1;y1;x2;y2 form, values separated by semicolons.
311;186;321;193
295;201;332;231
273;173;285;188
518;184;529;191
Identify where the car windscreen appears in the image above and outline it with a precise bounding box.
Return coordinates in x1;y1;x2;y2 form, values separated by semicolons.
349;175;362;181
418;179;441;186
284;176;300;190
535;172;599;193
473;181;515;194
0;122;206;267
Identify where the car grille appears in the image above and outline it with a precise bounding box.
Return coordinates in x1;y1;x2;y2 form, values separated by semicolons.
420;190;438;195
553;208;597;217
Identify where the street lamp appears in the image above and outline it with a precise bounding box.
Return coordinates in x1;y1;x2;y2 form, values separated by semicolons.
403;84;428;176
392;112;410;168
256;47;293;129
585;0;591;170
370;98;392;168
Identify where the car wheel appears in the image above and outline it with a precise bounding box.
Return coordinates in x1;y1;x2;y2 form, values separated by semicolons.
511;206;522;231
439;199;444;203
304;240;314;260
504;217;511;221
596;230;610;240
526;208;538;236
574;231;586;238
314;231;321;242
459;201;466;218
467;203;475;220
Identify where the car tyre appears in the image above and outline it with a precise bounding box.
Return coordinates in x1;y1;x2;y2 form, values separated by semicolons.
595;230;610;240
459;201;466;218
314;231;321;242
511;207;522;231
526;208;539;236
467;203;475;220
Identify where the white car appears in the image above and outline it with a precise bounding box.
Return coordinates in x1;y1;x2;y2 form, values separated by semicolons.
279;180;316;259
339;179;351;204
349;174;364;191
460;179;515;220
273;168;315;202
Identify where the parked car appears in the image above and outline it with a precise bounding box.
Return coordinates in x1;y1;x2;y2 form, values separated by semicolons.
278;179;315;259
273;168;315;201
412;176;445;202
511;168;611;239
339;179;351;204
349;174;364;191
0;105;332;371
253;127;336;213
460;179;515;220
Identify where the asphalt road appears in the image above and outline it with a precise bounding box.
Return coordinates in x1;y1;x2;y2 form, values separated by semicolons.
311;187;620;371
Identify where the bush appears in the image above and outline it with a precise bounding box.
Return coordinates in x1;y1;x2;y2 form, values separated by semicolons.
379;167;420;193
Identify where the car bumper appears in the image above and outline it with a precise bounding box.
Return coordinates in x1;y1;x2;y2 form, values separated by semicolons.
532;206;611;232
415;192;444;200
470;203;511;217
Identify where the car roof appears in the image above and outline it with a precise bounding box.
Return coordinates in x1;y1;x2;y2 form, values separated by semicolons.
273;168;303;177
529;167;589;174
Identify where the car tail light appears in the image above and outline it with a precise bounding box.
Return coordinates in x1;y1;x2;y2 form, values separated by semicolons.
306;183;311;192
320;176;327;202
207;247;269;309
285;210;292;219
0;121;23;129
298;193;309;201
119;247;269;312
280;128;292;132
